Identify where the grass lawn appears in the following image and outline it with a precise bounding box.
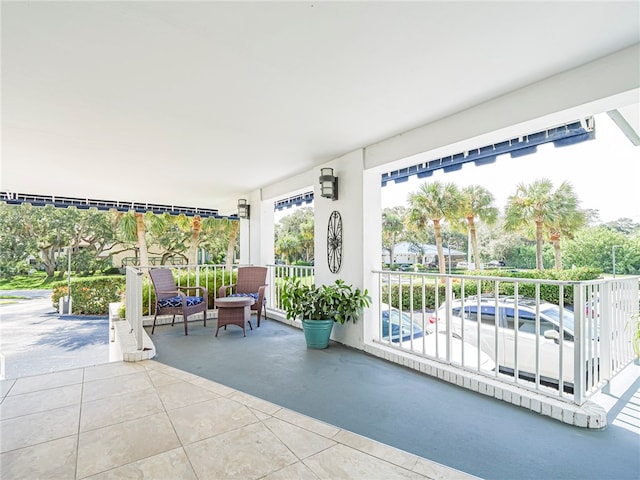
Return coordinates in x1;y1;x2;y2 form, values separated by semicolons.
0;272;60;290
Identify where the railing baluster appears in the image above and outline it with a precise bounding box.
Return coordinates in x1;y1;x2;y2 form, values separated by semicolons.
367;269;638;405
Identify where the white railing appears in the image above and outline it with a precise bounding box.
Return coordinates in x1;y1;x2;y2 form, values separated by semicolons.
125;264;238;343
125;266;144;350
374;270;639;405
125;263;638;405
266;264;315;312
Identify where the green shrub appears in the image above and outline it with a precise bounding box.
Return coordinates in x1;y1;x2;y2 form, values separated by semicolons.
382;268;602;310
466;267;602;305
51;276;126;315
381;280;484;310
103;267;122;275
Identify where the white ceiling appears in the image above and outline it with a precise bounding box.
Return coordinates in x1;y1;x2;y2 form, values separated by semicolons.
2;1;639;214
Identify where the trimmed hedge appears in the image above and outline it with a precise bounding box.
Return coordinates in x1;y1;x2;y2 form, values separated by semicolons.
51;276;126;315
51;269;234;316
381;267;602;310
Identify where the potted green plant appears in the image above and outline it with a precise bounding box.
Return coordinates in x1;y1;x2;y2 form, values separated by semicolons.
280;277;371;349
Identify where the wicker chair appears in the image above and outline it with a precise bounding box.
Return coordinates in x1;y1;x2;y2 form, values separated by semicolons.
218;266;268;327
149;268;208;336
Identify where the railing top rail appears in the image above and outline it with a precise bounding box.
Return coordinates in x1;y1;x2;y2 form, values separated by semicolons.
574;276;640;286
267;264;314;268
373;269;640;286
125;266;144;275
132;263;237;270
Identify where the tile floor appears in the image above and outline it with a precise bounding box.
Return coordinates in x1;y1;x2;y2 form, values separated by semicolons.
0;360;477;479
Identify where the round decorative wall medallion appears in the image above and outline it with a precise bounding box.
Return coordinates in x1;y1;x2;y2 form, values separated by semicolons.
327;210;343;273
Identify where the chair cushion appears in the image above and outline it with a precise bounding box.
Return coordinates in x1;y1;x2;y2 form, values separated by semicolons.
158;296;204;308
229;292;259;301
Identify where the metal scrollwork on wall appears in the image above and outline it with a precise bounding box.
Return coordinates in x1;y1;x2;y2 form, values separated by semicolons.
327;210;343;273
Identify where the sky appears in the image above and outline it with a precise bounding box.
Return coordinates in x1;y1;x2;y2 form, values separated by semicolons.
381;112;639;224
275;112;639;224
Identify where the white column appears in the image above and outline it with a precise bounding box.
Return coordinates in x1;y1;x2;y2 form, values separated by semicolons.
361;166;382;350
259;197;275;266
238;219;250;265
314;149;381;350
238;190;265;266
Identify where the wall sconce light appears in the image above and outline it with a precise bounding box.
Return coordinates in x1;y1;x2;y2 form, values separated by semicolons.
319;167;338;201
237;198;250;219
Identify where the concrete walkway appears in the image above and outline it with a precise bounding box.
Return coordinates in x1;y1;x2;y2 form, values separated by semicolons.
0;290;109;379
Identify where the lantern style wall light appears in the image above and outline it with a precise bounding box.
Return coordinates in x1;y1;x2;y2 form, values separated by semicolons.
319;167;338;201
237;199;250;219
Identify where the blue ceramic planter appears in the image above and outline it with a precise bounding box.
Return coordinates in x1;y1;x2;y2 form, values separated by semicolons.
302;319;334;349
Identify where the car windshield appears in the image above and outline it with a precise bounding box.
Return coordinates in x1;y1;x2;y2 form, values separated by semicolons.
541;307;574;333
382;308;423;340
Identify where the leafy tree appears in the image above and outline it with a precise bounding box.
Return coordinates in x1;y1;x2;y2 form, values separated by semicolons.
145;212;190;263
475;218;514;265
602;217;640;235
0;203;36;276
275;233;298;264
145;213;238;266
563;227;640;274
457;185;497;270
29;205;78;277
583;209;601;227
224;218;240;269
198;217;234;264
0;204;117;277
407;182;461;274
382;206;407;266
274;207;314;264
70;208;117;274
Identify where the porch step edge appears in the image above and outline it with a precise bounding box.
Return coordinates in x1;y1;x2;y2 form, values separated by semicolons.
109;302;156;362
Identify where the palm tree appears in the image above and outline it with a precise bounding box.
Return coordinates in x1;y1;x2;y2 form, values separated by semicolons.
504;178;573;270
459;185;497;270
117;211;150;267
382;206;406;266
546;182;585;269
407;182;461;274
219;218;240;270
183;215;202;265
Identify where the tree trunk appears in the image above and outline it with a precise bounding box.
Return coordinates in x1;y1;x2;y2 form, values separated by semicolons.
468;217;479;270
535;220;544;270
226;220;240;271
550;231;562;269
40;246;57;278
187;216;202;265
434;219;446;274
135;213;149;268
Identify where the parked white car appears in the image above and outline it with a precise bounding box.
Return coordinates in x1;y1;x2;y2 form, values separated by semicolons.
381;305;495;372
432;296;578;389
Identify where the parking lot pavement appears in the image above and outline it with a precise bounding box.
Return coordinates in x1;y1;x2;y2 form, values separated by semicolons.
0;290;110;379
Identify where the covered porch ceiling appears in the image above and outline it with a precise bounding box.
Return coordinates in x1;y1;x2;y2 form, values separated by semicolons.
2;2;639;215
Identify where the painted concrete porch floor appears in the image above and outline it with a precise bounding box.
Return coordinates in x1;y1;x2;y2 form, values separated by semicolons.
0;360;470;480
147;317;640;480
